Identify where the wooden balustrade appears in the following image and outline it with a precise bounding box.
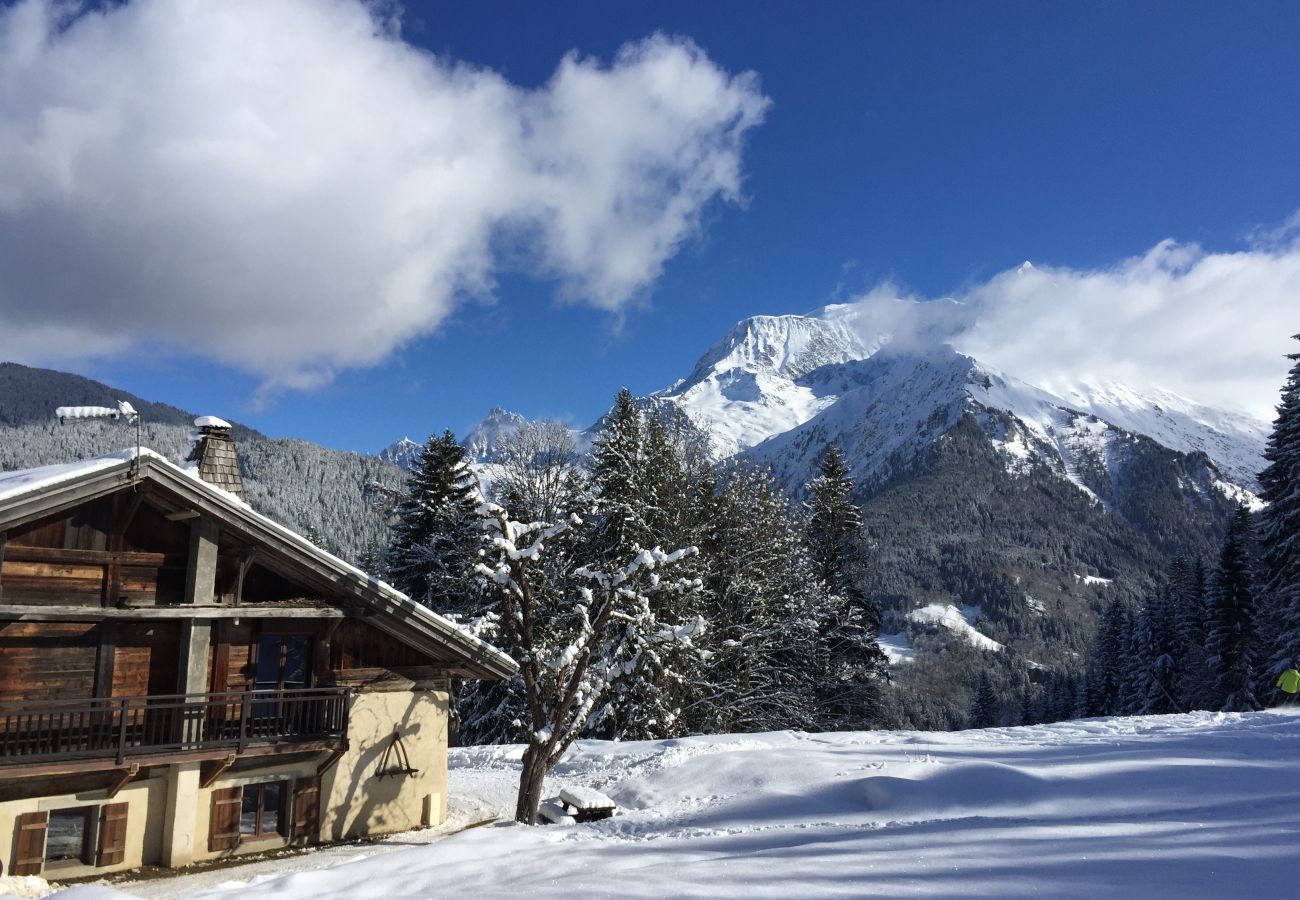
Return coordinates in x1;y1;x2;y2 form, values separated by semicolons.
0;688;349;765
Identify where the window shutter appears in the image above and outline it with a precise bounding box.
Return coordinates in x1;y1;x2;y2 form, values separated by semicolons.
291;777;321;841
97;802;129;866
13;811;48;876
208;787;242;852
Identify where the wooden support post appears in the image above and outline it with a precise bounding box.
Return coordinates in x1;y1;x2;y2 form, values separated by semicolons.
234;550;257;607
200;753;237;789
94;621;118;699
0;530;6;603
106;763;139;799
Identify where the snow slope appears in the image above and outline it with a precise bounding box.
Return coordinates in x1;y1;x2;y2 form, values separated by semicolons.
58;710;1300;900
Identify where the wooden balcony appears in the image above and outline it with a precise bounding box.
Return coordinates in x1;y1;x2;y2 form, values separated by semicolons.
0;688;350;767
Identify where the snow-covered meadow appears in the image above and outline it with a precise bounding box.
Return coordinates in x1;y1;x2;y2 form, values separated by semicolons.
30;710;1300;900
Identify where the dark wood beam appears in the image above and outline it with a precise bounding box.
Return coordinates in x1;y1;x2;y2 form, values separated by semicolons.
0;739;346;781
105;763;139;799
316;748;345;777
0;605;347;621
200;754;236;789
94;621;118;698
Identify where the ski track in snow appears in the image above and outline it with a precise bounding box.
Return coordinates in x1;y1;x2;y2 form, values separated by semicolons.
44;710;1300;900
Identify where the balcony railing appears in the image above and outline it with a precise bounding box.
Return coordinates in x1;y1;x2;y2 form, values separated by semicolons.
0;688;350;766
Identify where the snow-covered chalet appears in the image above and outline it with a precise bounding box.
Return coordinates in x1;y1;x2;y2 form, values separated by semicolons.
0;419;515;879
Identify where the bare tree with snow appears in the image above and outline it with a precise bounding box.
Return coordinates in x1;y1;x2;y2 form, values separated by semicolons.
474;502;703;824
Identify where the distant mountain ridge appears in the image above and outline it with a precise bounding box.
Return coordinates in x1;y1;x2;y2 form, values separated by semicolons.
0;361;401;565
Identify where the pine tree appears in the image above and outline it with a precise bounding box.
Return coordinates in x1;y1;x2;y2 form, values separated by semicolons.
1131;581;1182;715
588;389;648;563
1084;597;1132;716
803;444;888;725
1206;506;1262;711
1262;335;1300;677
682;465;825;735
969;672;999;728
806;443;861;592
1171;557;1213;711
384;430;482;615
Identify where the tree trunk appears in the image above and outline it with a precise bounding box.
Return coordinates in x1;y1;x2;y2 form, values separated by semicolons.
515;742;549;824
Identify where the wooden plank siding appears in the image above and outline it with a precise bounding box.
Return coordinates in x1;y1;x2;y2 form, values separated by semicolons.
112;622;180;698
331;619;431;672
0;622;100;702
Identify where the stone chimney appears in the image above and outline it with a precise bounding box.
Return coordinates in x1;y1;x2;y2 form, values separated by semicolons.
186;416;246;500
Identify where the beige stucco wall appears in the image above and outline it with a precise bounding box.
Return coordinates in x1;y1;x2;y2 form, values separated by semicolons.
320;687;449;841
0;772;168;879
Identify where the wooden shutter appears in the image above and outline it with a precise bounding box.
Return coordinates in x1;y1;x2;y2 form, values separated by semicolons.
13;811;48;876
291;777;321;841
208;787;242;852
97;802;129;866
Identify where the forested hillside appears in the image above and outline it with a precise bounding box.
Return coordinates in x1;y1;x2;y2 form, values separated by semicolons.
0;363;402;564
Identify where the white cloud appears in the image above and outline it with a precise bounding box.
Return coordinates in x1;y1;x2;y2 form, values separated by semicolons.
0;0;768;390
847;235;1300;421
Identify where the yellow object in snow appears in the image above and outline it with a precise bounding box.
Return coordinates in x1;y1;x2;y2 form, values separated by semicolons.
1276;669;1300;694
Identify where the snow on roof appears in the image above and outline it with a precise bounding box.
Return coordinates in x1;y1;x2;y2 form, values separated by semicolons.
0;447;516;677
193;415;232;428
0;448;162;504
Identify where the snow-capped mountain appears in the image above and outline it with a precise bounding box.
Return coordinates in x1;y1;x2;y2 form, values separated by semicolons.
652;304;885;457
744;344;1264;507
462;406;528;463
379;436;421;470
655;305;1267;496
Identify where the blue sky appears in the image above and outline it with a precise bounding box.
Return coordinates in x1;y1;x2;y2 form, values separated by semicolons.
2;0;1299;450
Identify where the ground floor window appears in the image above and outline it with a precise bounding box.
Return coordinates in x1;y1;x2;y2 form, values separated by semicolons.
45;807;92;866
240;781;285;839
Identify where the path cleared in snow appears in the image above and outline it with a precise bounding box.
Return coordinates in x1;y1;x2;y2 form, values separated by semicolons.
36;710;1300;899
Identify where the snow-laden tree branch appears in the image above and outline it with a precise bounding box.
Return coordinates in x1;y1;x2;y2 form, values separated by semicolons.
475;502;703;824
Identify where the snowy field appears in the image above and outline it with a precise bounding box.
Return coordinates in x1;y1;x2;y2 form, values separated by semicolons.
23;710;1300;900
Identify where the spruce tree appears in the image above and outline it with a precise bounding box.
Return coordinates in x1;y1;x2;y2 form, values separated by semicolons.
804;443;889;725
806;443;862;592
384;430;482;615
1262;335;1300;677
969;672;999;728
1206;506;1262;711
1084;597;1131;716
589;388;648;563
1131;579;1182;715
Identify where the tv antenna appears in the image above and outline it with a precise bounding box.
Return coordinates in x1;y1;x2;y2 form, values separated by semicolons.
55;400;143;483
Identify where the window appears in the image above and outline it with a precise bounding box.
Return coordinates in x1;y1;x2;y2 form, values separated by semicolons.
255;633;311;691
45;808;92;867
240;781;285;839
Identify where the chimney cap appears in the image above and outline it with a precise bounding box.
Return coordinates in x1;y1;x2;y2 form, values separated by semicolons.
194;415;232;429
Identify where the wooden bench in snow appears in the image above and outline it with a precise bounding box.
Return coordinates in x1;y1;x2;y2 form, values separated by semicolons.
558;787;617;822
538;801;576;826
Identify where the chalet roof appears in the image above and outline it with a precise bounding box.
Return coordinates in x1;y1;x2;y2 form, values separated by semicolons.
0;448;518;680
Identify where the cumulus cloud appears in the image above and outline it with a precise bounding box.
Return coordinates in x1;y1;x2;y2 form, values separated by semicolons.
847;236;1300;421
0;0;768;390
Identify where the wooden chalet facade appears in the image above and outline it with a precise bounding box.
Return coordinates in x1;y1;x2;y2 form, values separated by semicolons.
0;429;514;879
